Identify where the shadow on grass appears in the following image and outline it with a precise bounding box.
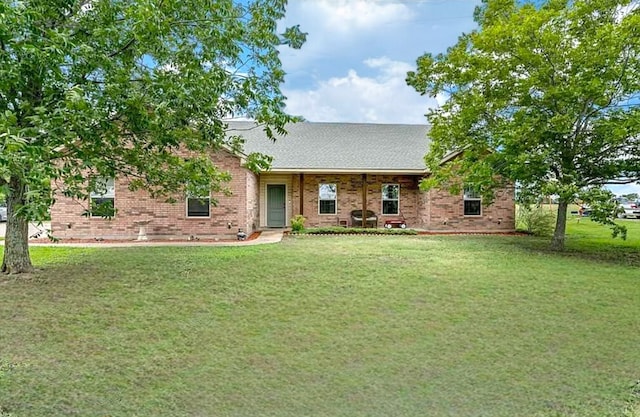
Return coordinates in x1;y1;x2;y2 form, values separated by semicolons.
500;234;640;268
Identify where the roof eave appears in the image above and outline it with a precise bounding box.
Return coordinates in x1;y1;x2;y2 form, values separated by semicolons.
263;168;429;175
439;150;464;165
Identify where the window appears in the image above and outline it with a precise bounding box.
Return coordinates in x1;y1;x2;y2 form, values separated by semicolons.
463;185;482;216
382;184;399;215
318;183;337;214
187;193;210;217
90;178;115;217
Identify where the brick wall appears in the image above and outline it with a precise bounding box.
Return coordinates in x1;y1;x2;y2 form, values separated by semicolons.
297;174;422;228
50;149;257;240
425;185;516;232
51;157;516;238
292;173;515;232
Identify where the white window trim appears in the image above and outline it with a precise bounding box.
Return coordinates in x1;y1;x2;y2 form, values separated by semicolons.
463;186;482;216
186;193;211;219
318;183;337;215
381;183;400;216
89;178;115;218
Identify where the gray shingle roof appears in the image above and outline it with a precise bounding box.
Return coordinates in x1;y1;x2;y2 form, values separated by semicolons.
227;121;430;172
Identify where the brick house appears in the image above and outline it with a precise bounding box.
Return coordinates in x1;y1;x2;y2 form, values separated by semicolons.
50;121;515;240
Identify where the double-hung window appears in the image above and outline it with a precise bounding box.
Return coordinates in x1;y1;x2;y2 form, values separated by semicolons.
382;184;399;215
187;192;211;217
463;185;482;216
318;183;337;214
90;178;115;217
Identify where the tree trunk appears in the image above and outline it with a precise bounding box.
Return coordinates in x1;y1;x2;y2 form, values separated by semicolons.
551;200;568;251
1;177;34;274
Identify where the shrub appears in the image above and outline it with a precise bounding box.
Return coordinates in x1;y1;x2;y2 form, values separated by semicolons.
297;227;417;235
290;214;306;232
517;205;556;237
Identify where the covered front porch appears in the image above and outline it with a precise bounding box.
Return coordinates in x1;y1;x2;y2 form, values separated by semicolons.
257;172;426;229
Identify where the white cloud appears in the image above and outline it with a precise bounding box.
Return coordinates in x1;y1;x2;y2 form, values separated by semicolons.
314;0;414;30
157;62;180;74
283;57;442;124
278;0;417;75
363;56;411;76
277;0;477;123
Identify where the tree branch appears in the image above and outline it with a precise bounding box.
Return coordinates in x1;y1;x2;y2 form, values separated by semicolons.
587;177;640;185
108;38;136;58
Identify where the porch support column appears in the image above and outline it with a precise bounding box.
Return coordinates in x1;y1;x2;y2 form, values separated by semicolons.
299;173;304;215
362;173;367;227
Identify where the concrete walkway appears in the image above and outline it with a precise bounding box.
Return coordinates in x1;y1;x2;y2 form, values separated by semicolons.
2;229;285;248
0;221;49;239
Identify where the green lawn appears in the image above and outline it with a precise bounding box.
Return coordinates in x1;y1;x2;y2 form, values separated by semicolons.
1;220;640;417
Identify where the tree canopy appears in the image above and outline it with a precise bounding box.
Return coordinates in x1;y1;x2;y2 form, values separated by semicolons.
407;0;640;249
0;0;305;273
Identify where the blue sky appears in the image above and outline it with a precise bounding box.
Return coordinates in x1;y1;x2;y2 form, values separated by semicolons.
276;0;639;196
278;0;479;124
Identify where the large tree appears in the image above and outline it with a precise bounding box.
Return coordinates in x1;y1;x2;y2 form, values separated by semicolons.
407;0;640;249
0;0;305;273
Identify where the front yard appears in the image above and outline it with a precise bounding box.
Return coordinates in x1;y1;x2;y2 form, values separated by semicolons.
1;218;639;416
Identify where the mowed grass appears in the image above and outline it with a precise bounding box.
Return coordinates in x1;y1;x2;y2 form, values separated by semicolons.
526;209;640;266
1;221;640;416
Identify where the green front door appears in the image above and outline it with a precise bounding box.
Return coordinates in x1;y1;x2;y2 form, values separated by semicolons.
267;184;286;227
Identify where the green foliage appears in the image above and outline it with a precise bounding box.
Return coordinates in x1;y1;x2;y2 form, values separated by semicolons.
578;187;627;239
407;0;640;248
290;214;306;232
83;200;116;219
297;227;418;235
0;0;305;270
517;205;556;236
